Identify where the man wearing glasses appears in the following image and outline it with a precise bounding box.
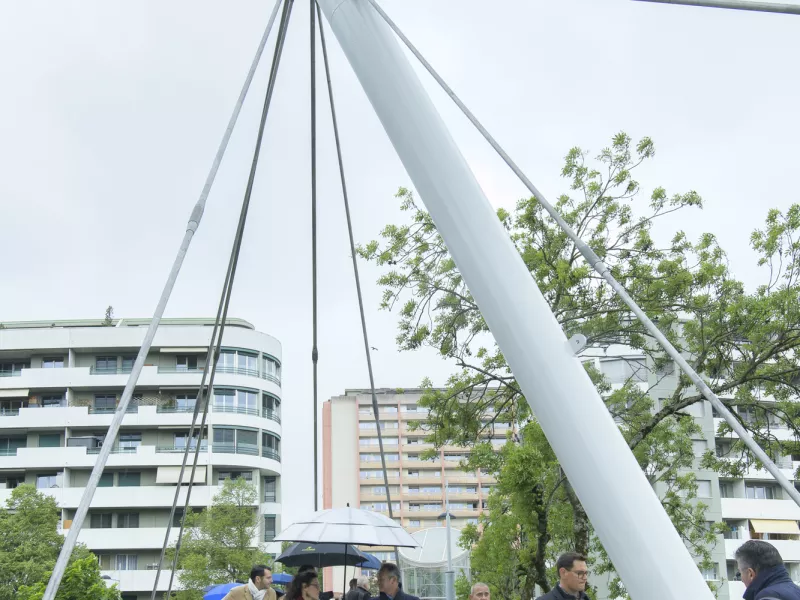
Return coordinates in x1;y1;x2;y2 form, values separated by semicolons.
536;553;590;600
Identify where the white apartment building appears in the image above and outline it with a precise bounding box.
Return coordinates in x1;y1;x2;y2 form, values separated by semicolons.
322;388;505;593
0;318;283;600
591;349;800;600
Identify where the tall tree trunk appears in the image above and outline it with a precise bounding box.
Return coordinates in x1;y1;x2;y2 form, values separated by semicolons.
530;483;551;594
563;473;590;556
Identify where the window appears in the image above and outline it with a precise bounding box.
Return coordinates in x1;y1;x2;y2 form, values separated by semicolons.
42;357;64;369
408;520;421;527
238;429;258;450
723;520;743;540
404;404;418;412
600;358;647;383
117;512;139;528
121;356;135;372
692;440;709;457
175;432;202;450
238;390;258;414
264;515;277;541
263;356;281;381
238;352;257;374
697;480;712;498
746;483;779;500
176;355;197;371
700;564;719;581
118;472;141;487
175;394;196;411
656;360;675;377
263;394;281;418
96;554;112;570
36;473;60;489
716;440;732;458
94;394;116;412
173;507;202;527
90;513;112;529
115;554;138;571
263;433;280;459
0;436;25;454
218;470;253;483
0;360;29;375
41;394;65;408
360;422;377;430
98;473;114;487
213;389;235;411
372;487;387;496
214;428;235;446
720;482;735;499
217;351;235;370
39;434;60;448
264;476;277;502
119;433;141;450
95;356;117;373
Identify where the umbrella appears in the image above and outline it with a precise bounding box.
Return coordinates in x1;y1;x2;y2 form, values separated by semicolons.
277;542;372;568
359;552;383;571
273;573;293;585
204;583;240;600
274;507;419;547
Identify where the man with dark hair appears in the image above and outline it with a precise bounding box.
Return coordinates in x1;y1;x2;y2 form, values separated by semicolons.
223;565;276;600
374;563;420;600
535;553;590;600
735;540;800;599
346;576;371;600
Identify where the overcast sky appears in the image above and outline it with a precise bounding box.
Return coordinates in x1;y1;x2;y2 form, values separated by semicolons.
0;0;798;527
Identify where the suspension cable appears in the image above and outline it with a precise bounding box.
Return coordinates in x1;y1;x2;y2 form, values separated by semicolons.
315;2;397;530
159;2;297;598
366;0;800;509
41;9;291;600
149;2;286;596
311;0;320;512
633;0;800;15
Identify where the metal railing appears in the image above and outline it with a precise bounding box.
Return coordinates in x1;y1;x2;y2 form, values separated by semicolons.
212;404;260;417
262;448;280;461
157;443;208;453
0;409;20;417
88;406;139;415
157;367;204;374
87;446;138;455
0;448;21;456
212;442;259;456
0;372;22;378
216;365;260;378
156;405;197;413
263;409;281;424
89;366;134;375
261;372;281;386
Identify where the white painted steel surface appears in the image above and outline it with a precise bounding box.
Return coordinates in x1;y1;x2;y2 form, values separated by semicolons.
315;1;715;598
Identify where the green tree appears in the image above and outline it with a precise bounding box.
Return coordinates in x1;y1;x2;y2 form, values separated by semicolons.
171;478;273;599
0;485;119;600
359;132;800;598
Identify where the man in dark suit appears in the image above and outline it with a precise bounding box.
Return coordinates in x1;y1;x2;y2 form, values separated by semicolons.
374;563;419;600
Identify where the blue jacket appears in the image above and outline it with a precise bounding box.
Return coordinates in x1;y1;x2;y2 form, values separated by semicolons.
744;565;800;600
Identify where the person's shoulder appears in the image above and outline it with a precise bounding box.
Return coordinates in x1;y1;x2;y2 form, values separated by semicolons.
401;592;421;600
534;590;557;600
223;585;247;600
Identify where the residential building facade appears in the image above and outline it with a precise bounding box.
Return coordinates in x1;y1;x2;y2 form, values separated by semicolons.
322;388;505;593
0;318;283;600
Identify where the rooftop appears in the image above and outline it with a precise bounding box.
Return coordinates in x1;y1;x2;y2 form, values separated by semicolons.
0;317;255;331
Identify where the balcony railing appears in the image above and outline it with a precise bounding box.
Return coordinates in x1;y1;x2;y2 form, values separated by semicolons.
87;446;138;455
0;409;20;417
89;366;133;375
264;409;281;424
157;442;208;453
157;405;197;413
212;404;260;417
0;372;22;378
262;448;281;461
157;367;204;375
88;405;139;414
157;365;281;386
212;443;259;456
0;448;21;456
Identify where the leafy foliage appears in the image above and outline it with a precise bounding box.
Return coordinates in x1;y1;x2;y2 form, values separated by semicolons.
0;485;119;600
171;478;273;599
359;132;800;598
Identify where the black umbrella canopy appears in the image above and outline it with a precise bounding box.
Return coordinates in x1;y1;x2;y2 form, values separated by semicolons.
276;542;370;568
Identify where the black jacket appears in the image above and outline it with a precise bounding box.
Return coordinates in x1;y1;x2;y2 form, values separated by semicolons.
743;565;800;600
372;590;421;600
346;588;371;600
535;585;590;600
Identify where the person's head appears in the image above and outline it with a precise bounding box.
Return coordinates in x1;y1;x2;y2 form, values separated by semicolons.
377;563;402;597
349;578;358;590
468;582;490;600
556;553;589;595
357;576;370;591
251;565;273;591
287;570;320;600
298;565;318;576
735;540;784;588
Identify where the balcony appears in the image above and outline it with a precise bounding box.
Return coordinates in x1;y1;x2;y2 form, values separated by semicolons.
89;366;133;375
88;405;139;415
157;442;208;453
157;365;281;387
262;448;280;461
212;404;260;417
264;409;281;424
212;443;259;456
100;569;175;593
86;447;138;455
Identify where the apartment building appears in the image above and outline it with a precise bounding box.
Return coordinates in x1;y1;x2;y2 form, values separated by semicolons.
0;318;283;600
590;349;800;600
322;388;505;592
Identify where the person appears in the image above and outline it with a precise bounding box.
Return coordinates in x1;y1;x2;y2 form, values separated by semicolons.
735;539;800;600
374;563;420;600
285;570;321;600
346;576;371;600
298;565;318;576
469;582;490;600
223;565;277;600
535;553;590;600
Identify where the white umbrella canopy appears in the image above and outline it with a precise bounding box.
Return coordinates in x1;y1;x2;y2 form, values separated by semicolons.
275;507;419;547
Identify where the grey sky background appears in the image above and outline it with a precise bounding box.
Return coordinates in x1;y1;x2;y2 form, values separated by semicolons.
0;0;797;527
